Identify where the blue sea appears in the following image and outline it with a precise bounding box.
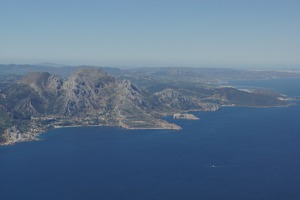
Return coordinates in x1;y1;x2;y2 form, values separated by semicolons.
1;79;300;200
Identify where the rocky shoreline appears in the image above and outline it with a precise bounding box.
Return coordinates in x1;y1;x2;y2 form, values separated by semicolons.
0;118;182;146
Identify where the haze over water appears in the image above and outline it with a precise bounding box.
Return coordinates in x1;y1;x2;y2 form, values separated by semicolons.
1;78;300;200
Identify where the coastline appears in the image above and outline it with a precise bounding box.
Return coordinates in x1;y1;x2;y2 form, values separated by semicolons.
1;100;296;146
0;120;182;146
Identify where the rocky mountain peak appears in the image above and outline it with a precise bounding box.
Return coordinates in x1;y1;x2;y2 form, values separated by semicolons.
64;68;116;91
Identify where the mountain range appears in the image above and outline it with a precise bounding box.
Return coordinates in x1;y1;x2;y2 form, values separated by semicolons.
0;67;292;145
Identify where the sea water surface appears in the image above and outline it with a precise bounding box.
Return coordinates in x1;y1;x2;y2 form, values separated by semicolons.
1;79;300;200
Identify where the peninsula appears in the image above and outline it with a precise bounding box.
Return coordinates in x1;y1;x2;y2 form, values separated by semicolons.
0;66;292;145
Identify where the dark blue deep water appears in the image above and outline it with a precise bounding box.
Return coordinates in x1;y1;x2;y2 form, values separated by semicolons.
1;79;300;200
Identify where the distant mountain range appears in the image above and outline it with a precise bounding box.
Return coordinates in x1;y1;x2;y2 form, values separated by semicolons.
0;65;294;145
1;64;300;81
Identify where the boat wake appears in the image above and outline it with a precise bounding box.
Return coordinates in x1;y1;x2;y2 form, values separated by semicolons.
208;164;224;168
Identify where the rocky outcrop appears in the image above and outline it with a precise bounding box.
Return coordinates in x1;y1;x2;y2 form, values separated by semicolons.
173;113;199;120
2;126;39;145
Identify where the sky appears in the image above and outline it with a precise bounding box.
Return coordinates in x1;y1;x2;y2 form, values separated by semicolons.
0;0;300;68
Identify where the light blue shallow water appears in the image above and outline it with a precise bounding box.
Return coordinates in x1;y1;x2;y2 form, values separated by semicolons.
1;79;300;200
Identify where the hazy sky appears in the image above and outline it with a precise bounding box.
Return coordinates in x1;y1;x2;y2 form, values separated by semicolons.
1;0;299;68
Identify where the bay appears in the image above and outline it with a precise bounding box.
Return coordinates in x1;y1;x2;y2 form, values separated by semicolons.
1;79;300;200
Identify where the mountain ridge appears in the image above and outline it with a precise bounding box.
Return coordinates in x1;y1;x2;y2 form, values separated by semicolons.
0;68;182;145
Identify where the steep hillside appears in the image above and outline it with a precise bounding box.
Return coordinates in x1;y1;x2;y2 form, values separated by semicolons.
0;68;180;145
